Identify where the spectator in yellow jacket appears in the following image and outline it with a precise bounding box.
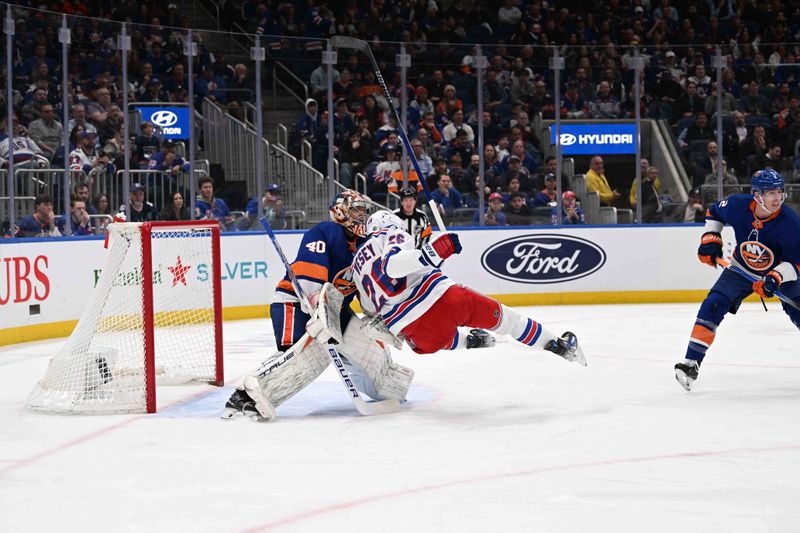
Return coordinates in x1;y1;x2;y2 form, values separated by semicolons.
585;155;621;206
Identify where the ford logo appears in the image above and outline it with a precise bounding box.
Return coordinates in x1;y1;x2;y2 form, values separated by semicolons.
560;133;577;146
151;110;178;127
481;234;606;283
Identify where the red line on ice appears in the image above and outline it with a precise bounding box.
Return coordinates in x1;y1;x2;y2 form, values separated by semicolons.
242;442;800;532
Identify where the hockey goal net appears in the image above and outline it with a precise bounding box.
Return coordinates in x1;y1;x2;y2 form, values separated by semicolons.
26;221;224;414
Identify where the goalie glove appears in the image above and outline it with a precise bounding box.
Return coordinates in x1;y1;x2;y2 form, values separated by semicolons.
305;282;345;345
697;232;722;267
753;270;782;299
420;232;461;268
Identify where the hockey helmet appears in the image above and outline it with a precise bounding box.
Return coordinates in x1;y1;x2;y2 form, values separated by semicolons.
751;168;785;192
330;189;369;237
398;187;417;200
366;210;404;235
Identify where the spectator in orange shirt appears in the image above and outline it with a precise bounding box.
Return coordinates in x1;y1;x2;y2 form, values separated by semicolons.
388;155;425;195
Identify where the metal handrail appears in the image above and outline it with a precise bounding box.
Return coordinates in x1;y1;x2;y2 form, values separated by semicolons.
88;214;113;234
355;172;368;196
276;124;288;148
301;139;313;165
244;102;259;128
386;191;401;211
272;60;309;110
0;195;35;201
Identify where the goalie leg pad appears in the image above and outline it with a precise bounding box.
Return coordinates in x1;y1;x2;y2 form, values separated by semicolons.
245;335;330;418
337;318;414;401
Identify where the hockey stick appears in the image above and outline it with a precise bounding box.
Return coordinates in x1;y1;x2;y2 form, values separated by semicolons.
329;35;447;232
716;257;800;311
260;217;401;416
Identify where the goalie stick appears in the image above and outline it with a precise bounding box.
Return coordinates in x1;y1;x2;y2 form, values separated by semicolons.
260;217;401;416
329;35;447;232
716;257;800;311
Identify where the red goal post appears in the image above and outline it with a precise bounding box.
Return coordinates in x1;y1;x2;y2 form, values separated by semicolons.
141;221;224;412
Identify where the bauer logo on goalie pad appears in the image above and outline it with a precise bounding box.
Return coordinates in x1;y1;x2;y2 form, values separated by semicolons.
738;241;774;272
481;234;606;284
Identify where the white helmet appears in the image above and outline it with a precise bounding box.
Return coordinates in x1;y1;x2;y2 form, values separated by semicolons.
366;210;404;235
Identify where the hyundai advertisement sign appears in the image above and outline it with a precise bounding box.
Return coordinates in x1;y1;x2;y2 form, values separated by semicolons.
135;106;191;140
549;123;637;155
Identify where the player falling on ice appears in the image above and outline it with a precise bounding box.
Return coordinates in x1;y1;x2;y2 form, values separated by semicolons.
350;210;587;364
675;169;800;390
223;190;495;421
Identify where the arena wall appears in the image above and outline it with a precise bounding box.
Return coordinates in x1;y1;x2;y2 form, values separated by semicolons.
0;225;743;346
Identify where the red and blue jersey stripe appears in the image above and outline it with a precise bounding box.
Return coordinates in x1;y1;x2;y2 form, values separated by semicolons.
383;271;445;329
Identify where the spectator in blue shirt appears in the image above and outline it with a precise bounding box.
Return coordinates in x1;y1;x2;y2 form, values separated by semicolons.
552;191;586;225
15;194;63;237
68;198;94;236
147;141;190;175
196;176;234;229
194;64;227;107
472;192;508;226
241;183;287;230
531;173;558;207
430;174;462;216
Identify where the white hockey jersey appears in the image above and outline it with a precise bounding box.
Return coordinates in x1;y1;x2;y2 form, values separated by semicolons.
0;135;43;164
351;226;454;335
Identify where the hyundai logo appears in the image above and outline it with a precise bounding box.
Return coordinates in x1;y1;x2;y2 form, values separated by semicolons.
151;110;178;127
481;234;606;284
560;133;577;145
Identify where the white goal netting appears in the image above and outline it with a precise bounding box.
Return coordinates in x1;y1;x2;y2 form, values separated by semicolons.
26;222;222;414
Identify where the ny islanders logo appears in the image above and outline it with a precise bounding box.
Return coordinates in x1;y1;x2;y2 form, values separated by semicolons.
332;266;358;296
738;241;774;271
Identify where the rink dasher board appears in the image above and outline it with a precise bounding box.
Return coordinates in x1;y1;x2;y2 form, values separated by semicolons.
0;225;733;345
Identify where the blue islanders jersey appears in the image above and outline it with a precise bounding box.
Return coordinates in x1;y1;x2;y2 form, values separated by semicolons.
274;221;362;305
706;194;800;277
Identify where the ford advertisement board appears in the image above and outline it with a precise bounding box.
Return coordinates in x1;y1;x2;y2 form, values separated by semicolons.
481;234;606;284
549;123;637;155
135;106;191;140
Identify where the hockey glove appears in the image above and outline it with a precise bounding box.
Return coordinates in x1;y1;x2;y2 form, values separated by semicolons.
305;283;344;345
420;232;462;268
753;270;782;299
697;232;723;267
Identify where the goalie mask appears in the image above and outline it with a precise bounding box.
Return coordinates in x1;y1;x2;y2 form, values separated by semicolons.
330;190;369;237
366;210;404;235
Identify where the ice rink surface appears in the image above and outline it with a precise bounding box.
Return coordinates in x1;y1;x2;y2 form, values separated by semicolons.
1;302;799;532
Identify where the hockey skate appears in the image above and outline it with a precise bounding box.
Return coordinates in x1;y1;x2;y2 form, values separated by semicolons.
466;329;496;349
544;331;587;366
674;359;700;391
220;388;262;420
